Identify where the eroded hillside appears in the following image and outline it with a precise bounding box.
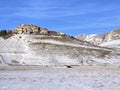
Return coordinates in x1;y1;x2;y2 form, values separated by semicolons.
0;34;120;66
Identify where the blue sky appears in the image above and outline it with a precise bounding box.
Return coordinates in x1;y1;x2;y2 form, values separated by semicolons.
0;0;120;35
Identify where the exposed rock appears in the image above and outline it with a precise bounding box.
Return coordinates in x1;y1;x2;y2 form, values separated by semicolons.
13;24;69;38
12;24;74;41
14;24;42;34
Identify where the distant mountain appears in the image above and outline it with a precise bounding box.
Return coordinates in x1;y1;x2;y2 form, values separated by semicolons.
99;39;120;49
76;29;120;47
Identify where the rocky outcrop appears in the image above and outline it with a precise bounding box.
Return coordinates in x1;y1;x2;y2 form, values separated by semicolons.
14;24;41;34
76;29;120;45
13;24;65;36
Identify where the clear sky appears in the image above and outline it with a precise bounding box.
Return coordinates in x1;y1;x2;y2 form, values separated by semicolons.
0;0;120;35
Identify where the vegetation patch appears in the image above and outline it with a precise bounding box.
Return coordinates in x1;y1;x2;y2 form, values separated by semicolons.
34;36;74;42
98;51;111;58
0;30;13;39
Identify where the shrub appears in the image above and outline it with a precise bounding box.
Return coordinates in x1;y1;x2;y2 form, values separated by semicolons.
0;30;7;36
0;30;13;39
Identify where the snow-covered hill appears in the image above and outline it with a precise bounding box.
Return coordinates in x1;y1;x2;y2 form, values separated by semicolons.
0;34;120;66
0;24;120;66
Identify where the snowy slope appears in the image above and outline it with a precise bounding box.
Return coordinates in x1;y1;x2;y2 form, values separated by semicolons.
99;39;120;49
0;34;120;66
